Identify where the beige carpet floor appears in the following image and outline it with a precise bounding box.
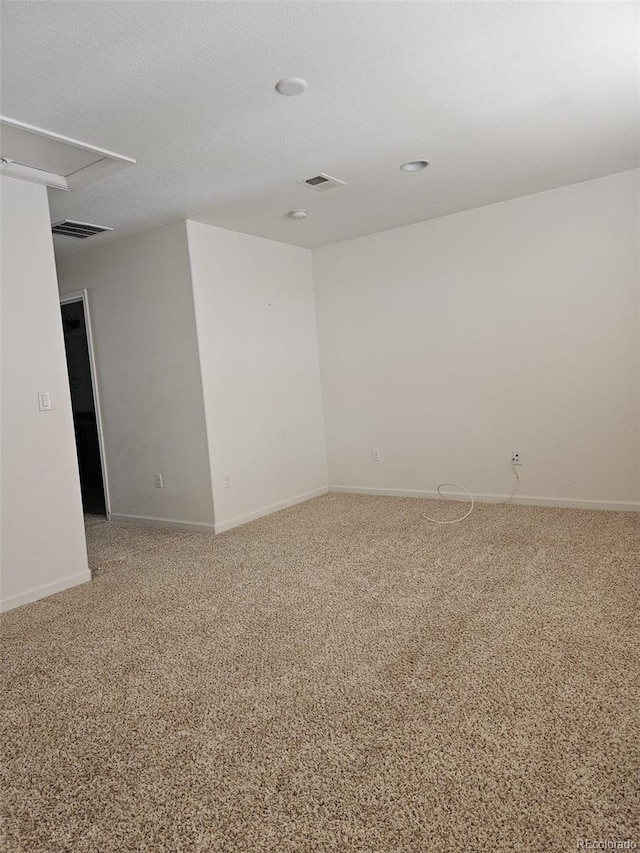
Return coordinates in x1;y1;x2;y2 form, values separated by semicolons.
1;494;639;853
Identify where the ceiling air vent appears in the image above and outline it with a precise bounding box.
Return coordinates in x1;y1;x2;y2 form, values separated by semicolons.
52;220;113;239
299;172;347;192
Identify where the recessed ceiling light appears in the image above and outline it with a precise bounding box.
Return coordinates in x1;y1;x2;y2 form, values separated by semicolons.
275;77;308;96
400;160;430;172
287;208;308;220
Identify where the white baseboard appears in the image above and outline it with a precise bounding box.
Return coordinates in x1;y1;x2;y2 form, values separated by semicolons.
1;570;92;614
109;513;216;533
329;485;639;513
214;486;329;534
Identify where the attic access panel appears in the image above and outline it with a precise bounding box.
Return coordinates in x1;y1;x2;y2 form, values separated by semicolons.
0;117;135;191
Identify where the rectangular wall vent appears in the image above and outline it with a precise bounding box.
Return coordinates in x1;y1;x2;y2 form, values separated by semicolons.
52;220;113;238
299;172;347;192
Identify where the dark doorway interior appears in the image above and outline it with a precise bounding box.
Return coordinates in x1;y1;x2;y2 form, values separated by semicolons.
61;300;106;516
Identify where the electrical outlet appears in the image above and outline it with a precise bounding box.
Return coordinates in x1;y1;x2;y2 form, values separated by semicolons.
154;473;164;488
224;473;232;488
511;450;522;466
372;448;381;462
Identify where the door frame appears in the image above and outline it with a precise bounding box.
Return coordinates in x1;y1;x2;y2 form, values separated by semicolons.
60;289;111;519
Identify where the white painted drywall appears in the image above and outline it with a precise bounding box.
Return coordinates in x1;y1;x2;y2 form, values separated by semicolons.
0;175;90;611
57;222;214;529
186;222;328;531
313;169;640;509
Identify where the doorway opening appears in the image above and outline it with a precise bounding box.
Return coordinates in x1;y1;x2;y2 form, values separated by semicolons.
60;293;109;517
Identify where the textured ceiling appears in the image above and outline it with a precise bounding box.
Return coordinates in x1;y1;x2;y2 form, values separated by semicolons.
1;1;638;256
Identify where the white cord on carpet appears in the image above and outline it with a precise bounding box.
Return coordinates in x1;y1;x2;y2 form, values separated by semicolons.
423;484;475;524
423;465;520;525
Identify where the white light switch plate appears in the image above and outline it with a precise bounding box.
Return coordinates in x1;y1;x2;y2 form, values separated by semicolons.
38;391;52;411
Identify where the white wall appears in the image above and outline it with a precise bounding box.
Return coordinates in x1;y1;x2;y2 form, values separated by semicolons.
313;170;640;510
57;222;215;529
1;176;90;611
186;221;328;532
